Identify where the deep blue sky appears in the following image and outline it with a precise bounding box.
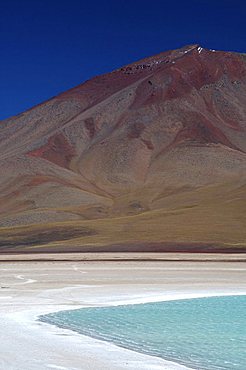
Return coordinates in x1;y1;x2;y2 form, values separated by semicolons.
1;0;245;120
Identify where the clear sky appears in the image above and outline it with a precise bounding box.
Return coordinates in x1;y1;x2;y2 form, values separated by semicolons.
1;0;245;120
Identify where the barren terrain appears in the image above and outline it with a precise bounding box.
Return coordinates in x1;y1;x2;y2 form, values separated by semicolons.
0;45;245;252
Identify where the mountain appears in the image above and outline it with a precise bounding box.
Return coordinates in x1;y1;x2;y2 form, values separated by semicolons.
0;44;245;253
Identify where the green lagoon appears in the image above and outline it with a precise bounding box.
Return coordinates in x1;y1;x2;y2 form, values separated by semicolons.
40;295;246;369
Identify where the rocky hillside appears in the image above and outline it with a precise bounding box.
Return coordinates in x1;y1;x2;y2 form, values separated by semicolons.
0;44;245;252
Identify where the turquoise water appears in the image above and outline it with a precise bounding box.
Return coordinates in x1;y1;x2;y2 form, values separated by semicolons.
40;295;246;369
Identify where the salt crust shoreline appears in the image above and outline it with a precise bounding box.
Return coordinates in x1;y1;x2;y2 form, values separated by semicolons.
1;261;246;369
9;291;246;370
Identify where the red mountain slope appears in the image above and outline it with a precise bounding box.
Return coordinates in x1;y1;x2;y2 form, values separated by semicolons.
0;45;245;252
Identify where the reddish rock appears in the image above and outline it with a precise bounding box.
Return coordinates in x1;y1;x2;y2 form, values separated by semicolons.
28;133;76;169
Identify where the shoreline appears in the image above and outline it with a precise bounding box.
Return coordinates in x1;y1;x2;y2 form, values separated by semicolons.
12;290;246;370
11;307;191;370
0;260;246;369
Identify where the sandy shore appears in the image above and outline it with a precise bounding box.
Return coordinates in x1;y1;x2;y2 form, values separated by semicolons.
0;260;246;369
